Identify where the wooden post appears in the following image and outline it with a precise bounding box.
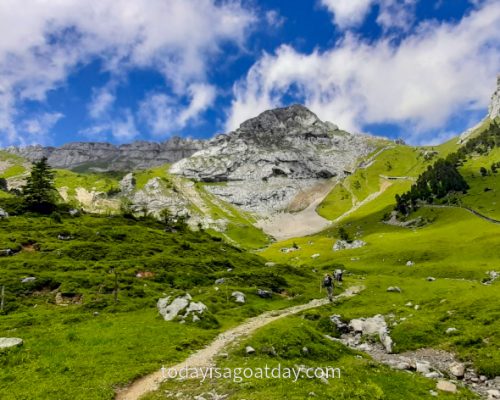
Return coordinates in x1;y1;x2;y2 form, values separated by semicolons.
114;270;118;303
1;285;4;312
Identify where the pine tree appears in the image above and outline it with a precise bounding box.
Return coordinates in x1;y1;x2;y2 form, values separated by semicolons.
22;157;57;214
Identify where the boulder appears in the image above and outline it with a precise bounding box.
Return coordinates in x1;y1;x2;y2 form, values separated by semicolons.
245;346;256;355
231;291;246;304
157;294;207;322
21;277;36;283
265;262;276;267
257;289;272;299
436;380;457;393
330;315;349;333
426;277;436;282
445;327;458;334
406;261;415;267
214;278;225;285
386;286;401;293
348;314;394;353
487;389;500;399
311;253;320;259
416;361;432;374
0;208;9;219
333;240;366;251
449;362;465;378
0;337;23;350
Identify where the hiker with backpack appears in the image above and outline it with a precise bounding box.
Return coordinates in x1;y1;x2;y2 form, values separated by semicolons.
334;269;343;285
323;273;334;302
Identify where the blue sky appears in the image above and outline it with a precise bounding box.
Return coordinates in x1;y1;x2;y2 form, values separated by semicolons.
0;0;499;147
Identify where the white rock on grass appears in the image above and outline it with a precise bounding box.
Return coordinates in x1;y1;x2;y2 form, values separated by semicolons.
0;338;23;350
333;240;366;251
0;208;9;219
245;346;256;355
231;291;246;304
157;294;207;322
349;314;394;353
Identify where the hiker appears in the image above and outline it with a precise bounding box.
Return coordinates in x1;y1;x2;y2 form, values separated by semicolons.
334;269;343;285
323;274;334;302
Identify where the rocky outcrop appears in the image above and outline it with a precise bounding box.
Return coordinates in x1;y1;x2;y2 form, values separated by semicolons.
157;293;207;322
489;75;500;120
5;137;205;171
333;239;366;251
171;105;378;214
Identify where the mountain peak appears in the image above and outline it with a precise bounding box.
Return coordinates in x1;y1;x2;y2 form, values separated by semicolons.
238;104;323;133
489;74;500;120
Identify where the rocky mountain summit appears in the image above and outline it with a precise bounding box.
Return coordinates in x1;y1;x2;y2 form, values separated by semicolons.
5;137;205;171
489;75;500;120
171;105;379;214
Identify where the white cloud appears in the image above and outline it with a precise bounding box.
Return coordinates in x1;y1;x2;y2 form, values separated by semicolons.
111;110;138;141
265;10;285;28
20;112;64;145
0;0;256;145
320;0;374;29
226;1;500;143
320;0;417;31
140;83;216;137
89;87;116;120
80;110;138;142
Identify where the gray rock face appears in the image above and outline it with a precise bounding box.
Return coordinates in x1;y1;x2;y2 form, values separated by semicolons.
5;137;205;171
489;75;500;120
120;173;136;195
171;105;377;214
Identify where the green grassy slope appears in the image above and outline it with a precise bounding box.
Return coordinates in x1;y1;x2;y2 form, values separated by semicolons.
0;214;315;399
263;199;500;377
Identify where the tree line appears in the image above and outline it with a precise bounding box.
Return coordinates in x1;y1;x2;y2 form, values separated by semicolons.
395;120;499;215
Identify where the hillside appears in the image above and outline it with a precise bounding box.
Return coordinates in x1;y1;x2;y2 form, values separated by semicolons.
1;105;499;400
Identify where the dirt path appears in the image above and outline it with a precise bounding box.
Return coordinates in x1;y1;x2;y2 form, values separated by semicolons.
254;180;336;241
422;204;500;225
115;285;365;400
332;179;392;224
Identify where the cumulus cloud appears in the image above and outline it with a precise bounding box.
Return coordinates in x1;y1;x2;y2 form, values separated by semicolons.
140;83;216;137
226;1;500;143
320;0;374;29
20;112;64;145
89;87;116;120
0;0;256;145
80;110;138;142
320;0;416;31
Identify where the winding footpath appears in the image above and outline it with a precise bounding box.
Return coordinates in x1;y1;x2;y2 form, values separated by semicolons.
115;285;365;400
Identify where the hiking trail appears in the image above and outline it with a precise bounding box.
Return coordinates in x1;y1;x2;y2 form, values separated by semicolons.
115;285;365;400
